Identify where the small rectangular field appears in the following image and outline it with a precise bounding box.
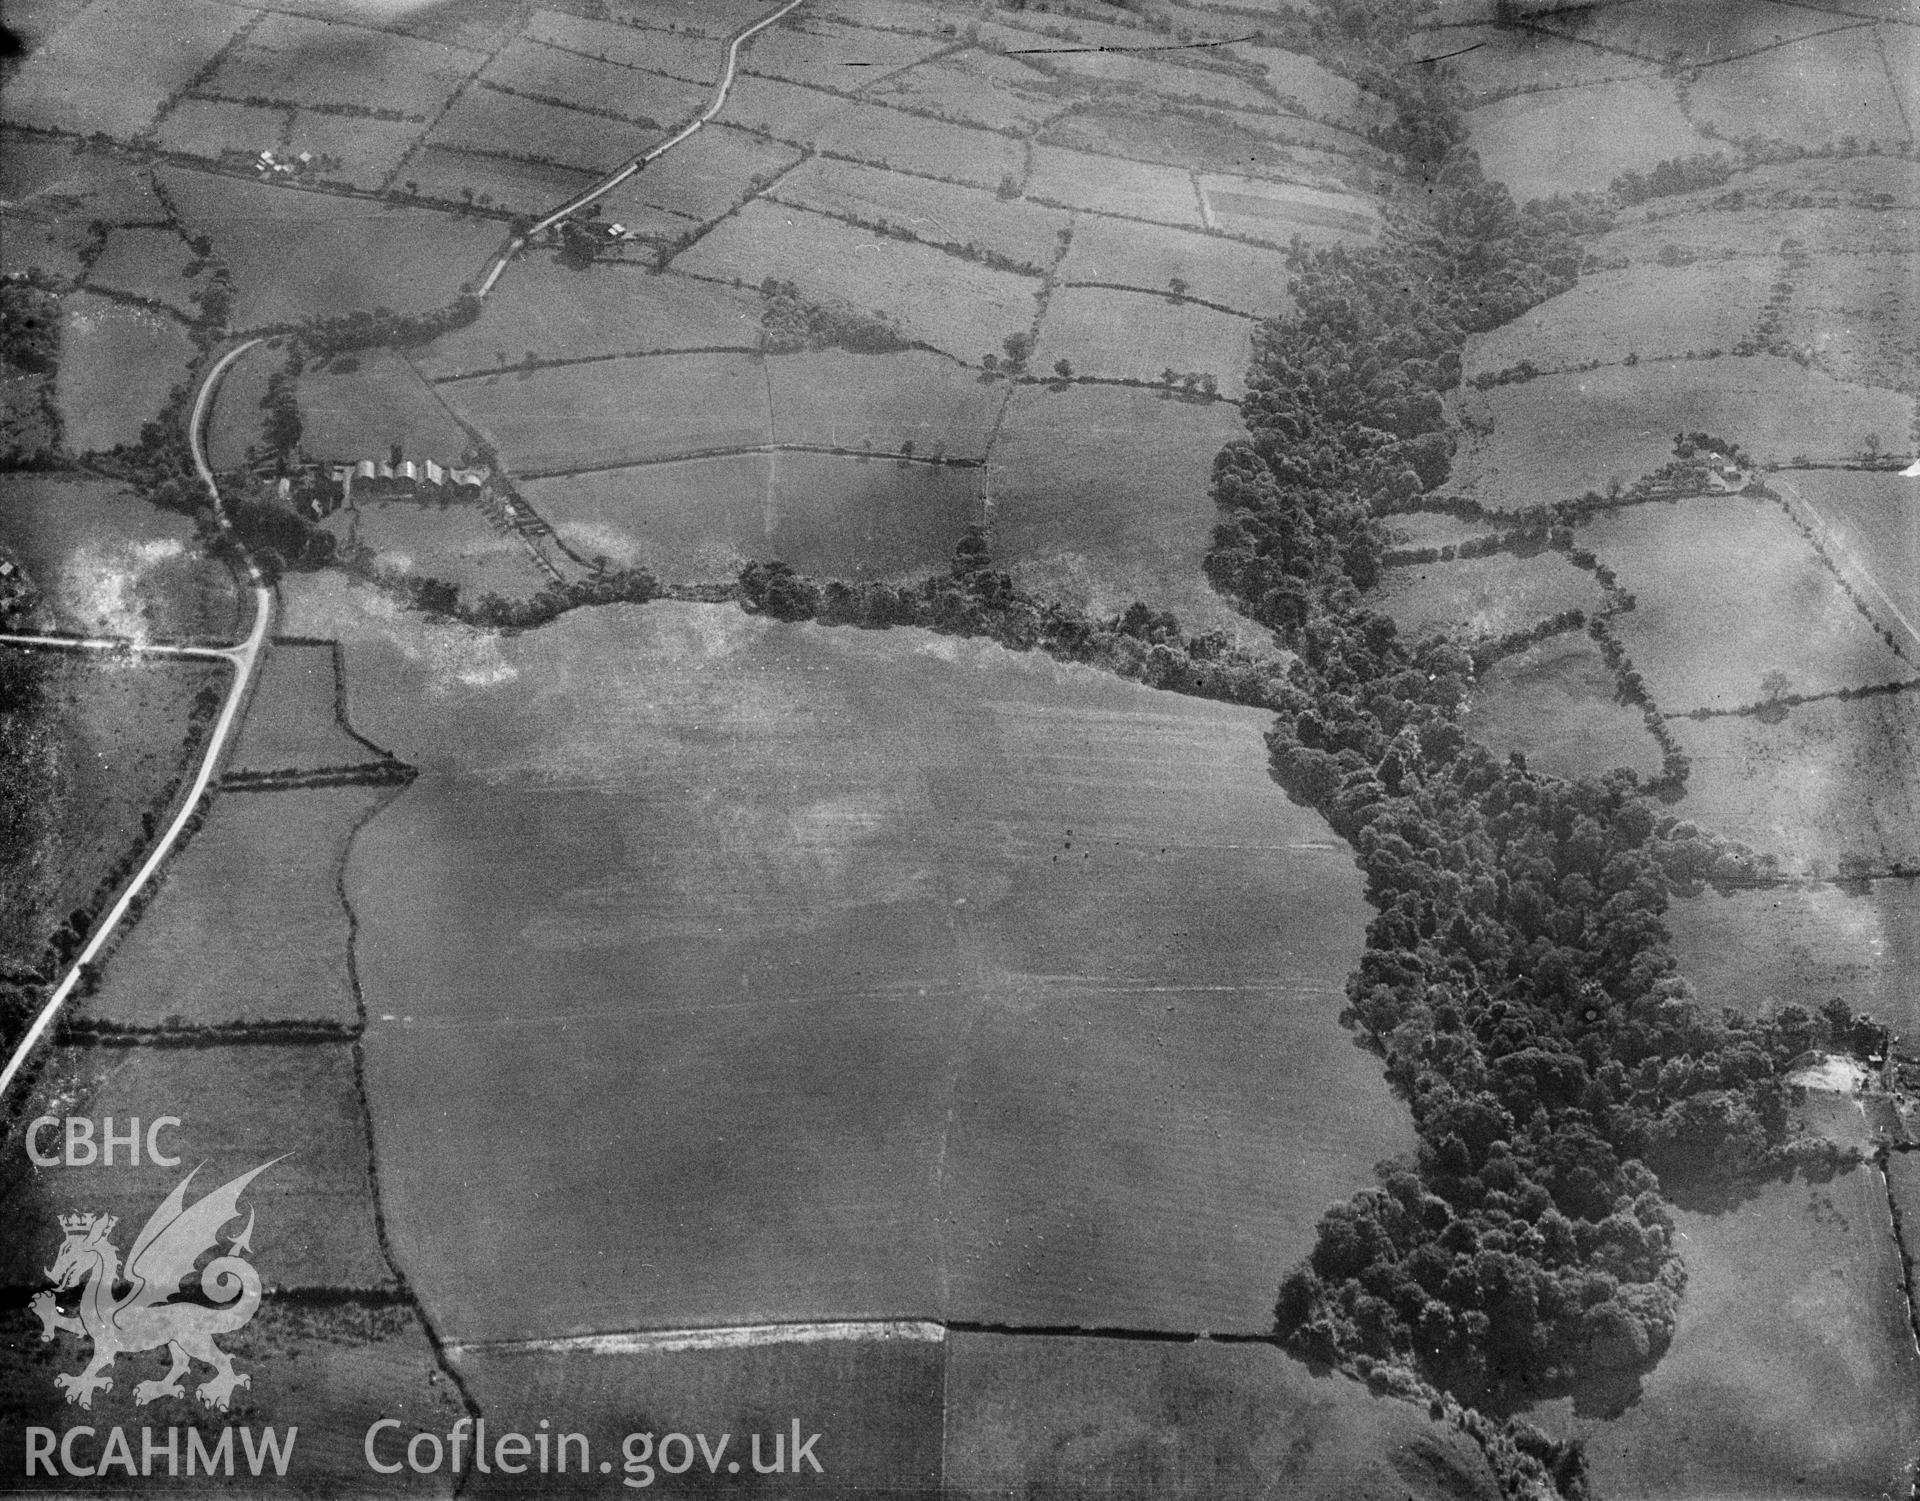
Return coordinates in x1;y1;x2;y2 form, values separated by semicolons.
671;200;1043;363
417;265;762;377
231;640;387;773
739;14;946;88
520;9;724;80
152;96;294;166
56;295;196;454
437;351;770;475
597;123;802;226
521;453;772;579
1199;172;1379;243
867;49;1070;133
353;499;547;606
1463;631;1664;782
1466;77;1712;201
1370;550;1603;642
1533;1172;1919;1501
1;1043;393;1290
1582;495;1911;709
0;475;239;640
1671;692;1920;877
991;382;1253;639
300;349;471;462
203;10;484;119
1686;27;1909;152
1026;145;1204;228
83;784;390;1029
1057;214;1296;319
1464;260;1776;374
0;0;255;139
1231;44;1386;131
768;155;1071;274
477;41;708;128
765;348;999;459
1667;880;1920;1046
1032;285;1253;399
423;87;667;174
397;144;600;218
1450;359;1916;509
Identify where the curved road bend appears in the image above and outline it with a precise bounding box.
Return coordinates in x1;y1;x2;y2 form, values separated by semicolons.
475;0;809;297
0;340;276;1105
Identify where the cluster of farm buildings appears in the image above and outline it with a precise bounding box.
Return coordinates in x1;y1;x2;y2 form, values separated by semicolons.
320;452;490;513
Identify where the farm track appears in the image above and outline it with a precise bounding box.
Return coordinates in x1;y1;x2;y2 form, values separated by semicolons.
0;339;275;1107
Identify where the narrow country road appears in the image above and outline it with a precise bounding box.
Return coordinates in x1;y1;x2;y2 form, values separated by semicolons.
475;0;808;297
0;633;240;659
0;340;276;1104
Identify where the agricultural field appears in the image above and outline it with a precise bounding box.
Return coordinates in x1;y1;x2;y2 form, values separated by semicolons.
1449;359;1914;509
521;453;773;579
672;200;1044;363
0;651;218;972
1581;495;1910;710
1369;551;1603;643
0;0;254;140
415;264;762;377
284;111;436;194
1413;25;1664;105
1026;144;1205;228
0;475;239;640
520;9;725;81
1463;260;1776;375
156;168;503;328
350;500;545;604
1597;199;1920;267
1231;43;1389;131
768;155;1071;274
1527;0;1866;65
0;210;90;281
424;87;667;176
765;348;999;458
1056;214;1297;320
1038;50;1276;114
84;227;205;318
739;13;945;87
55;294;196;454
1530;1171;1919;1501
152;96;296;167
1030;285;1253;399
298;348;471;462
0;131;167;221
398;144;600;218
1043;106;1376;186
1462;632;1664;783
230;640;387;773
866;49;1069;134
945;1338;1499;1500
438;351;769;475
1385;510;1503;551
1685;27;1910;153
206;340;289;473
82;785;387;1030
1780;251;1920;392
1466;77;1711;202
301;602;1400;1340
478;42;708;130
204;11;483;119
989;383;1255;642
1785;468;1920;633
1667;879;1920;1046
1671;691;1920;879
1198;172;1379;243
257;0;519;49
597;123;802;228
0;1042;393;1290
813;99;1029;193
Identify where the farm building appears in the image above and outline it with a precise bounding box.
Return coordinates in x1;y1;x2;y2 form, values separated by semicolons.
327;455;489;510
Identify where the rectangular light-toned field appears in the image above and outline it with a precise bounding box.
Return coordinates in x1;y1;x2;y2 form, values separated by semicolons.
1686;28;1908;152
672;200;1043;363
56;294;196;454
353;498;546;604
204;10;483;118
1026;145;1205;228
739;14;945;87
1032;285;1253;399
766;348;999;458
399;143;600;216
478;40;709;128
521;8;724;81
1198;172;1379;242
424;86;666;174
1463;632;1664;782
1370;550;1604;642
1057;214;1296;319
1582;494;1911;709
1466;76;1712;201
866;49;1069;133
439;351;770;475
153;97;296;168
769;155;1070;273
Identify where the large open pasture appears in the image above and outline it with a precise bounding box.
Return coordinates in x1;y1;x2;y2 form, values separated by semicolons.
1668;879;1920;1045
522;453;771;580
55;294;195;455
1032;286;1252;399
1672;692;1920;878
158;168;502;328
0;0;253;140
1463;632;1664;783
673;200;1043;363
437;350;769;475
300;348;470;461
1531;1171;1919;1500
0;1041;392;1289
1370;551;1603;643
766;348;998;459
1463;260;1775;375
1466;77;1710;202
83;784;388;1029
1057;214;1296;320
768;156;1071;274
1450;359;1915;509
416;265;761;377
0;475;239;640
1686;27;1909;152
204;10;483;119
991;382;1251;640
311;602;1400;1341
1583;495;1910;710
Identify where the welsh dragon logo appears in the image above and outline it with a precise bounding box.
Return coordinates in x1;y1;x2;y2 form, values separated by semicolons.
32;1159;281;1411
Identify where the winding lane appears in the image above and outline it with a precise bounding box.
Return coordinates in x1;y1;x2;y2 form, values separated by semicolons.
0;340;276;1104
